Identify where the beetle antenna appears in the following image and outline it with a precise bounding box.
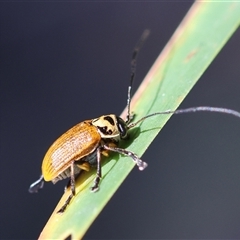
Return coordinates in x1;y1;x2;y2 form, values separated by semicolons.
128;106;240;128
126;29;150;124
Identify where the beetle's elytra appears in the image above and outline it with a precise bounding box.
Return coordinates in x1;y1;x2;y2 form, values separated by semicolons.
29;30;240;213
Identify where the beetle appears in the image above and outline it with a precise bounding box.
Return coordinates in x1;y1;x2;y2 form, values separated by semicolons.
29;30;240;213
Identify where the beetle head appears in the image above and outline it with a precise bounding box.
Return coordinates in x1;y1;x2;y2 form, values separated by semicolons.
92;114;128;140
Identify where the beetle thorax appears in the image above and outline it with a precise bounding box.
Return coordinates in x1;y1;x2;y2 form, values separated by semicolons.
92;114;128;140
92;114;120;139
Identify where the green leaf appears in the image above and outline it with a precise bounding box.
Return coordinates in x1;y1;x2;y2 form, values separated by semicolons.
39;2;240;239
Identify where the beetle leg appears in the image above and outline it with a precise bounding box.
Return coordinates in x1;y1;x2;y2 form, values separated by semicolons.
64;169;83;192
70;162;76;196
57;161;75;213
91;148;101;192
103;145;148;170
76;162;91;171
29;175;44;193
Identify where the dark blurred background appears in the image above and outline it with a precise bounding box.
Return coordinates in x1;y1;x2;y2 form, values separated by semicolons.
1;2;240;239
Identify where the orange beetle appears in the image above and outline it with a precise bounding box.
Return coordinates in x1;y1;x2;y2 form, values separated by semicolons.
28;31;150;213
29;114;148;213
29;30;240;213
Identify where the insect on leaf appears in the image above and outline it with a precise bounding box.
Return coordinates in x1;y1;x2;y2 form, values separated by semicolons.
39;2;240;239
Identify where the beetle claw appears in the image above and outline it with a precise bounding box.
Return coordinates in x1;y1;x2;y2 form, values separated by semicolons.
91;186;99;192
29;175;44;193
57;207;65;214
137;160;148;171
91;177;100;192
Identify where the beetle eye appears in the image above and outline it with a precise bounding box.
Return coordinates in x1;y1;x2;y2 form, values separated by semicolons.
116;117;128;139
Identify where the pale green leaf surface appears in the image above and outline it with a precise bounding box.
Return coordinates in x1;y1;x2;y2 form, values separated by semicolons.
39;2;240;239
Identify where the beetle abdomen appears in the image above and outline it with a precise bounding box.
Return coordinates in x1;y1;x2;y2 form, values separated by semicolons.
52;164;82;184
52;150;98;184
42;121;101;181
